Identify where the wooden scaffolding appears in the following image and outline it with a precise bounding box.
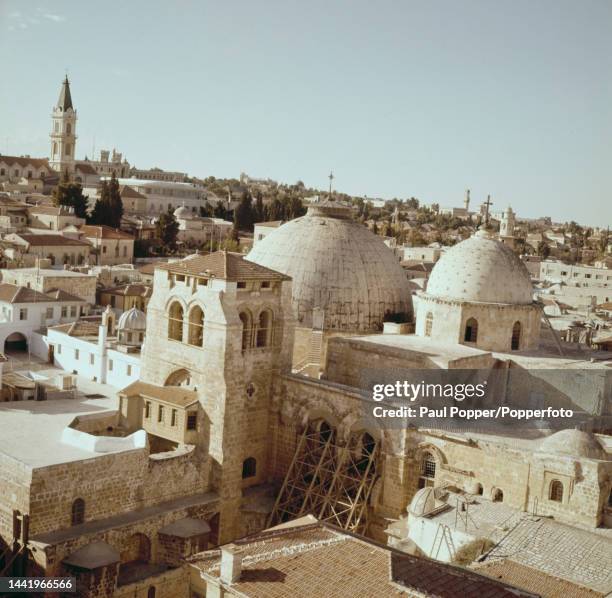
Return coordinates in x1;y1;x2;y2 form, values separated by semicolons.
268;420;379;535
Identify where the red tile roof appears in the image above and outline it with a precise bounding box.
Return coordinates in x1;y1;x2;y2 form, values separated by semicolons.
79;225;134;241
0;155;51;169
189;522;535;598
16;234;91;247
473;559;603;598
158;251;290;282
74;162;98;175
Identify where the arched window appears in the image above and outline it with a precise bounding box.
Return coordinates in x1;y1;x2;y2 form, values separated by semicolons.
418;450;437;488
608;488;612;508
242;457;257;479
188;306;204;347
165;368;192;387
71;498;85;526
256;309;273;347
425;312;433;337
66;123;72;135
511;321;521;351
65;143;71;156
549;480;564;502
147;587;156;598
492;488;504;502
475;483;484;496
52;142;58;157
464;318;478;343
168;302;184;341
356;432;377;473
239;310;252;352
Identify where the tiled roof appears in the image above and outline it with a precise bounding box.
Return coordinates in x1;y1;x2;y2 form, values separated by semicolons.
137;261;167;275
45;288;86;302
100;283;151;297
158;251;290;282
0;155;51;169
119;380;199;408
390;551;535;598
75;162;98;175
80;225;134;241
119;185;147;199
473;560;603;598
0;283;52;304
52;318;101;338
190;521;534;598
16;234;91;247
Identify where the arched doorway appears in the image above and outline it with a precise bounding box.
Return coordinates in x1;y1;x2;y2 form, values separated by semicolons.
4;332;28;353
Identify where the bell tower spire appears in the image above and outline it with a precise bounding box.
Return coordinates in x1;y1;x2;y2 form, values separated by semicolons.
49;75;77;175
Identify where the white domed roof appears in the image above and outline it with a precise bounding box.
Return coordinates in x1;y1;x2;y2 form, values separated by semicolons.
246;203;412;331
408;487;436;516
174;205;191;219
538;429;605;460
426;230;533;304
117;307;146;331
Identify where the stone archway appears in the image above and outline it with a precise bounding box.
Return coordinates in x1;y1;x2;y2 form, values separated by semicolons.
4;332;28;353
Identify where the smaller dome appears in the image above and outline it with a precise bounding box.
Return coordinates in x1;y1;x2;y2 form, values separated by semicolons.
538;429;605;460
174;205;191;219
117;307;146;331
408;487;436;516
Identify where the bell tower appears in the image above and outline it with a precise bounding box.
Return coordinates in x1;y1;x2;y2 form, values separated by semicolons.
49;76;77;175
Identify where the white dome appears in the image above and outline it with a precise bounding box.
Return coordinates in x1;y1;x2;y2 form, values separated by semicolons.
174;205;191;219
117;307;146;331
538;429;606;460
408;487;436;516
426;230;533;305
246;202;412;331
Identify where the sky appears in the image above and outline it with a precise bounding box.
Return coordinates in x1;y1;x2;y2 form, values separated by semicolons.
1;0;611;226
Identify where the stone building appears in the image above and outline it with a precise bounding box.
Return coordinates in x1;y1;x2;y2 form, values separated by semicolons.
172;205;232;246
415;229;541;352
0;267;97;304
0;230;611;597
79;225;135;266
48;306;143;388
247;200;413;371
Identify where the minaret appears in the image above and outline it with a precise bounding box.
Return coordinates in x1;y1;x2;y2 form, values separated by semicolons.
49;76;77;175
464;189;470;212
500;205;516;237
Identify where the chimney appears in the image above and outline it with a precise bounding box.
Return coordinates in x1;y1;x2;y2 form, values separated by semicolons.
220;546;242;584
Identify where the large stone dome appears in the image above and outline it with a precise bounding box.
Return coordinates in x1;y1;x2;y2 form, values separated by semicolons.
246;202;412;332
538;429;606;460
426;229;533;305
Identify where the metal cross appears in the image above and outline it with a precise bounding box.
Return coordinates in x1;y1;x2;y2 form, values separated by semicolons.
483;194;493;225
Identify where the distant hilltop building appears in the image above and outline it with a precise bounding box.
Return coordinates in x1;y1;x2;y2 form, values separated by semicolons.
239;172;277;191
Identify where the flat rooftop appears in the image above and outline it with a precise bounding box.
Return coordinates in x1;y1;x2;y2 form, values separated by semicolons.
0;394;129;469
1;267;95;277
344;333;493;367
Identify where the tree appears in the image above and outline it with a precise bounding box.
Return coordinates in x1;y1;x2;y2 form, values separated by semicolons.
52;171;89;218
89;180;111;225
200;201;214;217
107;172;123;228
537;241;551;259
89;173;123;228
266;198;284;221
234;191;255;231
213;201;228;219
254;191;265;222
156;207;179;252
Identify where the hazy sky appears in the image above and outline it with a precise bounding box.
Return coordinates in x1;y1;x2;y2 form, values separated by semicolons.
1;0;611;226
